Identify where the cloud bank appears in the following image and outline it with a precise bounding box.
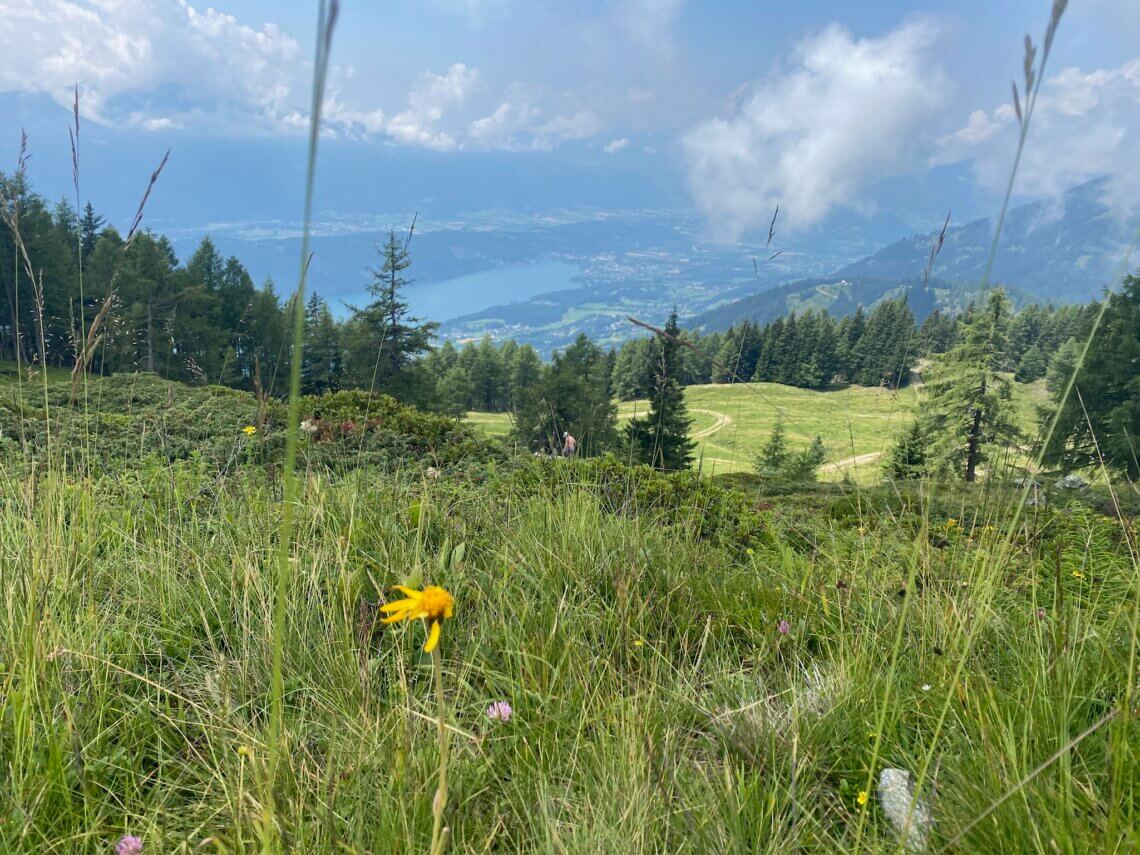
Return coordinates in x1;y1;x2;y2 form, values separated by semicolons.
682;20;950;238
0;0;608;152
939;58;1140;219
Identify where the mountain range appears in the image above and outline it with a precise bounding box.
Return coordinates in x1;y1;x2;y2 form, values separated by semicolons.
689;177;1132;334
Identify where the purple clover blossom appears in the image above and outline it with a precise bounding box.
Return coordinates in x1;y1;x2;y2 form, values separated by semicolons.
116;835;143;855
485;701;513;722
777;619;791;635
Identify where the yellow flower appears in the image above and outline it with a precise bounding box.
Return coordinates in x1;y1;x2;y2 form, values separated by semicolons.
381;585;455;652
1071;570;1085;579
857;790;868;806
243;425;257;436
946;518;957;528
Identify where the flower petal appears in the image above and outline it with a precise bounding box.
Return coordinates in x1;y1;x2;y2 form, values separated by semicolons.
382;612;411;624
423;620;442;652
379;598;417;613
393;586;421;597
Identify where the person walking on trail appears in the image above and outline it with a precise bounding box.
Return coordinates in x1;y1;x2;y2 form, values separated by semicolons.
562;432;577;457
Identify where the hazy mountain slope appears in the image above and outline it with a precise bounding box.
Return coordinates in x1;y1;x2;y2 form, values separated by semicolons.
837;177;1128;302
692;178;1130;332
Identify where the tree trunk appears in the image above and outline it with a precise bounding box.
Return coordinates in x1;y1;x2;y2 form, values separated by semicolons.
388;269;400;374
964;374;986;482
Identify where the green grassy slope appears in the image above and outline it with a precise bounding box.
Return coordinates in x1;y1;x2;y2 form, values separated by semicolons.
470;379;1049;481
1;456;1133;851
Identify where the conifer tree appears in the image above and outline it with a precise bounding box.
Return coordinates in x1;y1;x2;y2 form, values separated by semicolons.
915;289;1020;481
755;415;789;475
626;310;695;470
1040;275;1140;477
79;201;105;261
302;292;343;394
347;230;437;399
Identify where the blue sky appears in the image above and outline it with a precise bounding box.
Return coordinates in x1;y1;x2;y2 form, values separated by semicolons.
2;0;1138;238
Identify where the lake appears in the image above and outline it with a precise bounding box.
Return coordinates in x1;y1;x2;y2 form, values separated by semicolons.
405;261;580;323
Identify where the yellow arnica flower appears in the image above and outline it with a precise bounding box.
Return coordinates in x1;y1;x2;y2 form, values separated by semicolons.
381;585;455;652
243;425;257;435
857;790;868;806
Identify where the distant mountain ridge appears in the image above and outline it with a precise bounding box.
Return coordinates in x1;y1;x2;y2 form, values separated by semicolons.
691;177;1131;332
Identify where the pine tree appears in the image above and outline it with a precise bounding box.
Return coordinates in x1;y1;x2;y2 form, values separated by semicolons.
885;419;930;480
512;334;617;455
786;435;827;481
347;230;438;400
1041;275;1140;477
917;289;1021;481
1015;342;1048;381
755;415;789;475
625;310;695;470
302;292;343;394
79;201;105;261
507;344;543;410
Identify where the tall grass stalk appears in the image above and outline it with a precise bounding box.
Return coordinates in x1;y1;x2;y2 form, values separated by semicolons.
854;3;1073;848
430;646;451;855
265;0;339;847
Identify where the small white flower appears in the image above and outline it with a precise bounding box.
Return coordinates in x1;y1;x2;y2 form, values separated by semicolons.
921;684;932;692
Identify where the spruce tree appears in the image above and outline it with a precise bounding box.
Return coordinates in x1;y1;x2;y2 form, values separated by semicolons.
1040;275;1140;477
626;310;695;470
513;334;617;455
755;415;789;475
79;201;105;261
916;289;1021;481
347;230;437;399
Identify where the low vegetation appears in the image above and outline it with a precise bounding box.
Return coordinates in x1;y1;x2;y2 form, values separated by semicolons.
1;3;1136;851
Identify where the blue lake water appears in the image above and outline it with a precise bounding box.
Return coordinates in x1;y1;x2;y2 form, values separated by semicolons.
405;261;580;323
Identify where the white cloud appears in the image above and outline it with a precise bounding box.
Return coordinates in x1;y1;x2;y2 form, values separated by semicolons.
386;63;479;151
681;20;949;238
604;137;630;153
469;89;601;151
939;59;1140;218
0;0;474;143
0;0;322;132
0;0;598;152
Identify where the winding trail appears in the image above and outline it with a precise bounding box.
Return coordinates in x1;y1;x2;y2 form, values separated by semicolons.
819;451;883;473
690;408;732;440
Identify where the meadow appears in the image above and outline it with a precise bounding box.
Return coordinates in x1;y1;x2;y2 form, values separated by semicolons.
471;378;1050;482
1;3;1134;849
0;371;1135;852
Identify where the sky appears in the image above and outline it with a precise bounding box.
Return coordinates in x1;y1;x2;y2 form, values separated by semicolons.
1;0;1138;240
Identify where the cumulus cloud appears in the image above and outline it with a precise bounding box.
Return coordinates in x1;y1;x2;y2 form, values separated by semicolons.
469;88;601;151
386;63;479;150
0;0;320;132
681;20;949;238
938;59;1140;218
604;137;630;153
0;0;476;144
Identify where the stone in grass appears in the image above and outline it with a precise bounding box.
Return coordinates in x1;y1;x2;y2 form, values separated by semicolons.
1056;474;1089;490
877;768;932;852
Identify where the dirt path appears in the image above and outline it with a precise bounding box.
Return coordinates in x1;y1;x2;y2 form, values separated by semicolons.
690;409;732;440
819;451;883;473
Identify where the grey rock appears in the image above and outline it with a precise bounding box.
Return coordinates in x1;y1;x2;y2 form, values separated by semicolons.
1056;474;1089;490
877;768;932;852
